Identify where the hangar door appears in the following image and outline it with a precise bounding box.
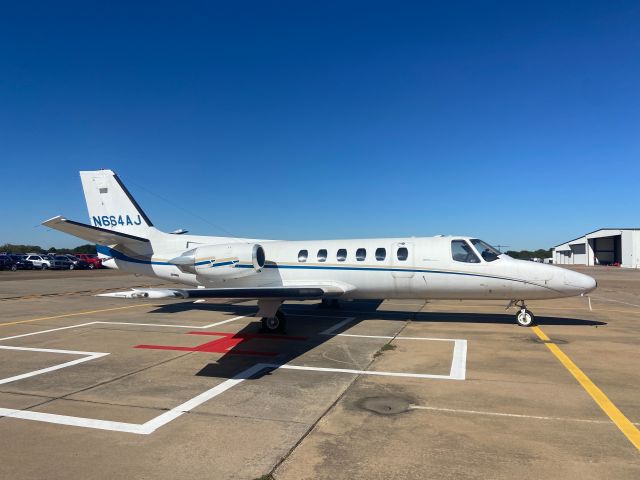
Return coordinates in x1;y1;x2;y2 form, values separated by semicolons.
570;243;586;264
591;235;621;265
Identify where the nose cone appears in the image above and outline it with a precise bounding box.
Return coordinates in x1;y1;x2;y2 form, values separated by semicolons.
563;270;597;294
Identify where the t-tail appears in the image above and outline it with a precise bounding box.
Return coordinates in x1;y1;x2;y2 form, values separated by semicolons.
80;170;154;239
42;170;160;258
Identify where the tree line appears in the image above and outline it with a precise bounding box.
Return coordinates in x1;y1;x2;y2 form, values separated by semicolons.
505;248;552;260
0;244;97;255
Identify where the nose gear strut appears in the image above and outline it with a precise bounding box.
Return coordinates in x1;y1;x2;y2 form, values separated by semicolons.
507;300;536;327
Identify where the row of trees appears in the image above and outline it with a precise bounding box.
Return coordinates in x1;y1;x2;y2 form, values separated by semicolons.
505;249;552;260
0;244;97;255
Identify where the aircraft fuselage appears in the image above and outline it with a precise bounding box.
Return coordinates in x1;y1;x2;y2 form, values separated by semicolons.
96;235;597;301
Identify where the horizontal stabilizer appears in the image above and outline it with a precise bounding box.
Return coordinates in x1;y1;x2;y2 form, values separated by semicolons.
97;286;340;300
42;216;150;246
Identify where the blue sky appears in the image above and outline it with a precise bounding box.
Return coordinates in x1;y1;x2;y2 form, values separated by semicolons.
1;1;639;250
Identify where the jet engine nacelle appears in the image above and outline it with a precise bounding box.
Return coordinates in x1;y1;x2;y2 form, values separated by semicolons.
169;243;266;280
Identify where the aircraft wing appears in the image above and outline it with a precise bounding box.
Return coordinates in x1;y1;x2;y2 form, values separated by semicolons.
97;285;347;300
42;216;150;246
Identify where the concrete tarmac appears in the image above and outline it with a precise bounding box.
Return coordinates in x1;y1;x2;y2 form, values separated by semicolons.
0;266;638;479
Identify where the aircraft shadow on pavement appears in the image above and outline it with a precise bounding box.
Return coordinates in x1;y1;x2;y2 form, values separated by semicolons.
148;299;385;315
410;312;606;326
193;319;336;381
177;299;605;381
149;299;606;327
149;302;257;315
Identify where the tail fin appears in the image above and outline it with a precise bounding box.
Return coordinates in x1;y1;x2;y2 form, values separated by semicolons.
80;170;154;238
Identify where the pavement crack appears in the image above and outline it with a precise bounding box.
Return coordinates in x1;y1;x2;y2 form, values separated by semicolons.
0;390;55;400
268;317;412;478
186;409;310;426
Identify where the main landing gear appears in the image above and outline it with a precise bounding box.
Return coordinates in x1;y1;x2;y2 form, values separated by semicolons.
261;310;287;334
257;299;287;334
510;300;535;327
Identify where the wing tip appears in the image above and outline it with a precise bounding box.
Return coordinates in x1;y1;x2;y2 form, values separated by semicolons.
96;289;187;299
41;215;66;227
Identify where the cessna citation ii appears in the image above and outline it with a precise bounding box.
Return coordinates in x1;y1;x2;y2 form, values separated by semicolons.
43;170;597;333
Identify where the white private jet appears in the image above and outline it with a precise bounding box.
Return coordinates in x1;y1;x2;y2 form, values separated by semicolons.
43;169;597;332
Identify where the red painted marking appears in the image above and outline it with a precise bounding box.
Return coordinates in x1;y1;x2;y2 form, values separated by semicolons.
189;331;308;341
135;331;308;357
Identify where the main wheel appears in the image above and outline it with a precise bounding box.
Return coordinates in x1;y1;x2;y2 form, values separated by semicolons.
69;264;75;270
261;310;287;334
41;264;48;270
516;308;535;327
88;263;95;270
10;265;17;271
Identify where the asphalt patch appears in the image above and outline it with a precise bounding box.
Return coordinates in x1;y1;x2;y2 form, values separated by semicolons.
531;337;570;345
358;396;412;415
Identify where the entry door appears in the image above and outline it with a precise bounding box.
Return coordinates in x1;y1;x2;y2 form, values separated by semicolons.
391;242;414;278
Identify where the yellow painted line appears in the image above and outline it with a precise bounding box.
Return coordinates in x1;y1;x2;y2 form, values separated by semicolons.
532;326;640;451
0;303;154;328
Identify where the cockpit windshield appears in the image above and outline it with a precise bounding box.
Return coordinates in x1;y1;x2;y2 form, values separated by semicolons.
451;240;480;263
470;239;501;262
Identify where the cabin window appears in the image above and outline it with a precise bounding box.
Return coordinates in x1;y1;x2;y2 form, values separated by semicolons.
451;240;480;263
397;247;409;261
317;249;327;262
375;248;386;261
298;249;308;262
356;248;366;261
470;239;500;262
337;249;347;262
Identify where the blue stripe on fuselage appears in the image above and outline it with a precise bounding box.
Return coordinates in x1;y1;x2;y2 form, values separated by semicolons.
239;263;521;282
96;245;554;291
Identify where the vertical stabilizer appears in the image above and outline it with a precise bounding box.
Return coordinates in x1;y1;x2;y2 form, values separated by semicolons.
80;170;154;238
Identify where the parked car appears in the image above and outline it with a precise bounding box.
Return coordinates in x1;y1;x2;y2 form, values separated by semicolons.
51;255;73;270
74;254;103;269
25;254;52;270
9;254;35;270
63;254;89;269
24;254;68;270
0;254;18;271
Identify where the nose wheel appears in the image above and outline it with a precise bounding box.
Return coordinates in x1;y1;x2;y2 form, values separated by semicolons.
261;310;287;334
510;300;535;327
516;308;535;327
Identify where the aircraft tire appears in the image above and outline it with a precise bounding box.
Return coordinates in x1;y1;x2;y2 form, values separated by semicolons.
516;308;535;327
261;311;287;334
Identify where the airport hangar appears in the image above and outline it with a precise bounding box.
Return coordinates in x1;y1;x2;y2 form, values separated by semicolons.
552;228;640;268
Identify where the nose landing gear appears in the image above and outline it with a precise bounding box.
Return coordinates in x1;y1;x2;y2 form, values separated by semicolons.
516;308;535;327
509;300;535;327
